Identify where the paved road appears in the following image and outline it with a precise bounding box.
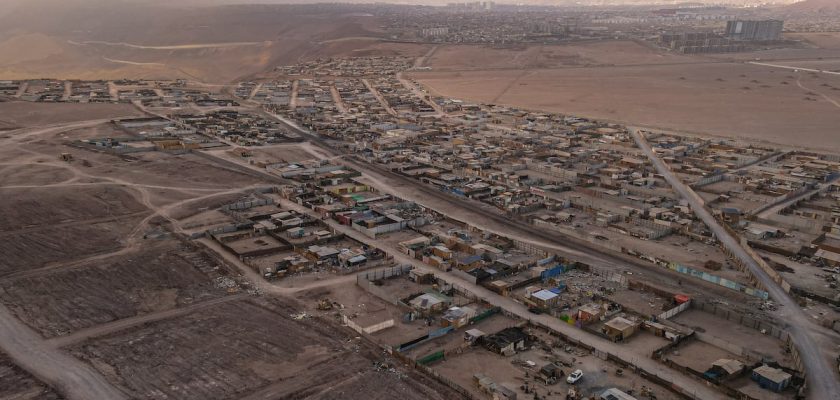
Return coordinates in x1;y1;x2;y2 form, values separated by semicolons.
632;130;840;399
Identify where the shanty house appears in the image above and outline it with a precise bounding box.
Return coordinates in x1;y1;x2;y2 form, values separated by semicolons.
602;316;638;342
751;365;792;392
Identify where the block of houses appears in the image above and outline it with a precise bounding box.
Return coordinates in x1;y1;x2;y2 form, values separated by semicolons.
456;254;484;270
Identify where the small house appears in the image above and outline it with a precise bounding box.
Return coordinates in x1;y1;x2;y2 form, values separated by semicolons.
409;293;447;315
751;365;792;392
602;316;638;342
530;289;559;309
441;306;476;328
577;303;604;322
493;385;517;400
600;388;637;400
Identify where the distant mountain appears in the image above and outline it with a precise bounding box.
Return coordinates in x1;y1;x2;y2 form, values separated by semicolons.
786;0;840;13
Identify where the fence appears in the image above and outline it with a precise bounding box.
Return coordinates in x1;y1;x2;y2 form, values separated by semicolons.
666;262;769;300
356;264;415;305
753;214;823;235
694;331;767;363
586;264;629;288
630;216;674;239
752;184;817;217
396;326;455;352
221;198;274;211
691;300;788;340
524;320;700;400
658;300;691;320
740;237;792;293
343;314;394;335
690;173;727;189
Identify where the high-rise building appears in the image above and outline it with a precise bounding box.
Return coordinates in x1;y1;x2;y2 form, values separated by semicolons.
726;20;783;41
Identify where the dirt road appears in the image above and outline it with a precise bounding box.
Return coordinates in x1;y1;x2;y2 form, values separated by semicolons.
46;294;250;349
0;287;127;399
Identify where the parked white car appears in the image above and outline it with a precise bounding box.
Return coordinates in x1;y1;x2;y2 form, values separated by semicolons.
566;369;583;384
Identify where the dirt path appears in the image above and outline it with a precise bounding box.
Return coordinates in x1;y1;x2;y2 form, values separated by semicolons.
289;80;299;110
796;76;840;110
396;71;444;115
490;69;533;104
248;83;263;101
68;40;265;50
46;294;251;349
414;44;440;68
632;130;840;399
0;117;272;400
362;78;398;116
0;304;128;399
330;85;348;114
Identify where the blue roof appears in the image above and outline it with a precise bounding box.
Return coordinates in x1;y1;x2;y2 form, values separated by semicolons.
459;255;483;265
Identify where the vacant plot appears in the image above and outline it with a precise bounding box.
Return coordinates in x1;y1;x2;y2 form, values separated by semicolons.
411;61;840;152
789;32;840;49
0;239;237;337
83;152;264;189
0;163;75;186
60;122;142;141
68;297;463;400
0;101;139;128
672;309;791;367
0;216;145;277
426;41;695;70
665;338;742;373
246;144;322;164
0;352;63;399
0;186;146;230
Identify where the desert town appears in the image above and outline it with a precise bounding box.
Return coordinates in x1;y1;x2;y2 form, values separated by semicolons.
1;1;840;400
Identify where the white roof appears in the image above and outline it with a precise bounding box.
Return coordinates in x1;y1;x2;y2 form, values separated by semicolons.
532;289;558;301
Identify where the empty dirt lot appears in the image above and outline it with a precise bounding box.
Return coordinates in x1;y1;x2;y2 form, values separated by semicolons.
68;296;463;400
424;41;696;70
0;100;472;400
0;216;146;278
0;238;240;338
411;42;840;152
0;102;139;129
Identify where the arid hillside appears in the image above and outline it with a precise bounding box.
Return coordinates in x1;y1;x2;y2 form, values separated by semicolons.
0;1;388;82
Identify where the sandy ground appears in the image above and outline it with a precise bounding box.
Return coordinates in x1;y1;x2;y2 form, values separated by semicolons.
411;60;840;152
0;102;140;129
425;41;697;71
0;112;467;400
